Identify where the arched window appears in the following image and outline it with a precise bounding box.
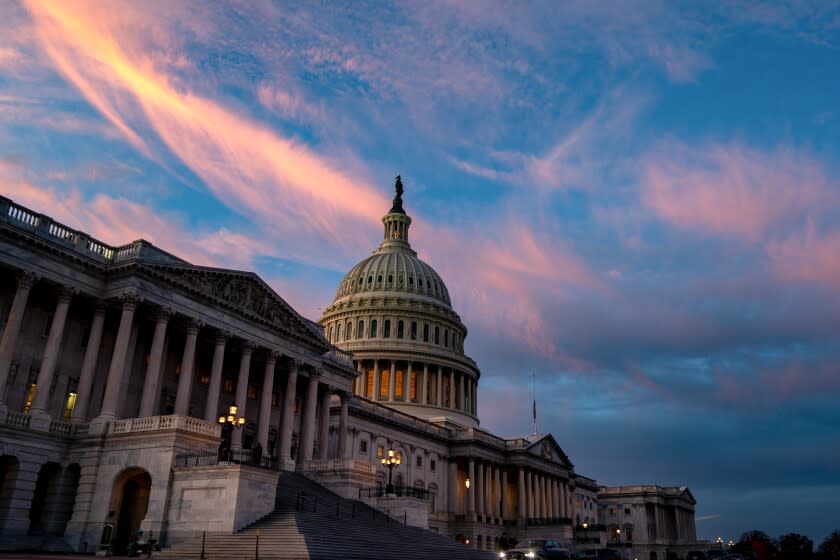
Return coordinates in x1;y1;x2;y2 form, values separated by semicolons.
369;319;378;338
383;319;391;338
418;277;424;287
423;323;429;342
357;320;364;339
345;321;352;341
434;326;440;345
336;323;342;340
377;274;383;283
410;321;417;340
408;276;414;286
327;325;332;341
397;320;404;339
388;274;393;284
444;329;449;348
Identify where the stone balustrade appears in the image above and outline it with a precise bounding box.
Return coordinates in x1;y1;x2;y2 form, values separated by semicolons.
453;427;506;447
108;415;221;437
4;410;31;429
303;458;375;474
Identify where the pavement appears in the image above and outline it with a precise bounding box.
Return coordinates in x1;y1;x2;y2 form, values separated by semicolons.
0;556;138;560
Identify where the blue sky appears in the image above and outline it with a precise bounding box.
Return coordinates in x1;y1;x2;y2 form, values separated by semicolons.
1;0;839;543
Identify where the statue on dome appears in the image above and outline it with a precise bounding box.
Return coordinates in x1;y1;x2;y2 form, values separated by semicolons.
390;175;406;214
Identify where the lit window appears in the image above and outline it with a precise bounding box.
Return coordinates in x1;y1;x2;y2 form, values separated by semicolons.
395;369;404;399
377;445;384;458
369;319;377;338
366;368;375;398
247;384;257;399
379;371;389;398
199;372;210;384
223;378;234;393
396;451;403;462
609;507;617;516
23;383;37;413
63;392;77;420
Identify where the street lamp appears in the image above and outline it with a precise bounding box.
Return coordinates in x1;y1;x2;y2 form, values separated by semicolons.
582;522;589;543
218;404;246;461
465;477;471;489
614;528;621;545
380;448;401;494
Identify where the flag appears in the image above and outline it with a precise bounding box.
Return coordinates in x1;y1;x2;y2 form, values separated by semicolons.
532;399;536;421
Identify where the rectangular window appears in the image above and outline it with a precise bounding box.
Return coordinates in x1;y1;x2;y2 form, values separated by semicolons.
416;456;422;468
423;323;429;342
63;392;77;420
366;368;375;399
410;371;417;401
430;459;436;472
395;369;404;399
377;445;384;458
23;383;37;413
247;384;258;399
379;371;389;398
624;508;630;515
223;378;234;393
360;440;368;453
199;372;210;385
609;507;617;516
272;392;279;407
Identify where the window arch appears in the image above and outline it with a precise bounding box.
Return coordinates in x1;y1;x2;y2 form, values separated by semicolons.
357;320;364;339
434;326;440;345
410;321;417;340
345;321;352;341
383;319;391;338
369;319;378;338
423;323;429;342
397;320;405;339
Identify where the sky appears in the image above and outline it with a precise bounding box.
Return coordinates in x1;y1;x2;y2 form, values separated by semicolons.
1;0;839;544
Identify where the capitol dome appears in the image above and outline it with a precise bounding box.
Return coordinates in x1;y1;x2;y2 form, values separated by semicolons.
320;176;480;427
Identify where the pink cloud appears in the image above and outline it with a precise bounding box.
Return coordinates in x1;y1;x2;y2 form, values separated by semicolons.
765;224;840;289
643;143;835;241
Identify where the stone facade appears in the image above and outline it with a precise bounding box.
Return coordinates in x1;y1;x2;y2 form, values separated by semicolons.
0;188;700;556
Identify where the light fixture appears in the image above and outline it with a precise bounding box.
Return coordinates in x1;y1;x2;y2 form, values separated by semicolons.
582;522;589;529
465;477;471;489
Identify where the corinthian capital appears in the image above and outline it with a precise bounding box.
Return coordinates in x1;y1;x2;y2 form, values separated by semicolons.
17;270;39;290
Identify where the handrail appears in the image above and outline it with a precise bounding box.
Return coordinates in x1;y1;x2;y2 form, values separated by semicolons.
358;485;432;501
174;449;279;471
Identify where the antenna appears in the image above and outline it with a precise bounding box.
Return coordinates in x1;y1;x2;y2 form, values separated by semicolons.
531;372;538;435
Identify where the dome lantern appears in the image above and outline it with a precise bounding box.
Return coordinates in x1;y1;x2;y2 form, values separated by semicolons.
380;175;412;251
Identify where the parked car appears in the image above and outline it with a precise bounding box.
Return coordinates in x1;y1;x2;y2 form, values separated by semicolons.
501;539;570;560
687;551;709;560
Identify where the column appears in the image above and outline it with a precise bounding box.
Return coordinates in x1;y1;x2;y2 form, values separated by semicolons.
257;351;277;449
449;369;456;409
448;460;458;513
404;361;412;401
458;372;465;411
337;391;350;459
421;363;428;404
517;467;526;521
138;308;171;417
467;458;475;515
536;474;543;518
203;332;228;422
372;360;380;400
95;295;139;422
278;361;299;464
473;379;478;415
525;469;533;519
495;467;503;518
317;386;331;460
30;287;74;418
173;319;201;417
550;478;558;519
388;360;396;401
475;460;484;518
485;463;493;517
71;302;106;421
436;366;443;406
355;361;363;396
231;342;253;450
0;271;37;403
298;369;320;463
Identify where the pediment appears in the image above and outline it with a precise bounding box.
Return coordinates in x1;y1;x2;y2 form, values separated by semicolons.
524;434;573;469
142;263;328;350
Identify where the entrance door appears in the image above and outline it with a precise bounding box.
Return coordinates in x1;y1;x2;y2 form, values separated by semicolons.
112;471;151;554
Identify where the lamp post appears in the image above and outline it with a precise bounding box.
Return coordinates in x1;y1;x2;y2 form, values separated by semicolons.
380;448;400;494
614;528;621;545
218;404;246;461
582;521;589;543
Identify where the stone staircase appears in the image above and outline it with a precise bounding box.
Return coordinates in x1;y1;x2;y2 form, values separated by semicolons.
156;471;497;560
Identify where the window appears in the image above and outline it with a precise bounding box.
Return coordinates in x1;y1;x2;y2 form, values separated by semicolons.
377;274;382;283
357;320;364;339
418;278;424;287
369;319;377;338
379;372;388;398
360;440;368;453
345;321;352;341
395;369;404;399
388;274;393;284
366;368;374;398
327;325;332;341
430;459;436;471
247;384;257;399
423;323;429;342
416;456;423;468
367;275;373;284
397;320;404;339
23;383;36;413
63;392;77;420
408;276;414;286
396;451;403;463
384;320;391;338
410;371;417;401
625;527;633;542
336;323;342;340
377;445;384;458
609;507;617;516
199;372;210;384
410;321;417;340
444;329;449;348
272;392;280;407
223;378;234;393
434;326;440;345
624;508;631;515
294;397;301;414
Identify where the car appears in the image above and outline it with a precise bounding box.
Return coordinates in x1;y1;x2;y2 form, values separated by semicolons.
501;539;570;560
574;549;622;560
575;550;599;560
687;551;709;560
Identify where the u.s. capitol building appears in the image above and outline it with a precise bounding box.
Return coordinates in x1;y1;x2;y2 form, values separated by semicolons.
0;181;698;558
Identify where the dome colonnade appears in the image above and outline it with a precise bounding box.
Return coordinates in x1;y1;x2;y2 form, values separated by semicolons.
319;176;480;428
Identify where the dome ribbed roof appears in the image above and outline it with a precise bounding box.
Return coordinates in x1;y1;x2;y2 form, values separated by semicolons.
334;250;451;306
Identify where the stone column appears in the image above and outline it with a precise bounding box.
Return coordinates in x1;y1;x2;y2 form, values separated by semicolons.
475;459;484;517
448;459;458;513
337;391;350;459
458;371;465;411
436;366;443;406
524;469;532;519
317;386;331;460
517;467;526;521
203;332;228;422
373;360;380;400
449;369;456;409
388;360;396;401
257;351;277;449
495;467;502;518
298;369;320;463
404;361;412;401
71;301;107;422
173;319;201;416
473;379;478;415
0;270;37;404
278;361;299;467
421;363;428;404
501;469;508;519
467;458;475;516
93;295;139;426
231;342;253;450
138;308;172;417
550;478;557;519
30;286;75;424
355;361;364;396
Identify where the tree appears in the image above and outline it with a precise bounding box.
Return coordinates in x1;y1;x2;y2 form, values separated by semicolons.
738;530;778;560
778;533;814;560
818;531;840;560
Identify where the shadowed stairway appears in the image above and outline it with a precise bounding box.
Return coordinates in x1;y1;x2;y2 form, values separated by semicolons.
156;471;498;560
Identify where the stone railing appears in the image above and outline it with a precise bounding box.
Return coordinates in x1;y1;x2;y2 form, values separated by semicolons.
49;420;74;436
322;347;354;368
452;426;507;447
1;195;186;265
302;458;374;474
109;415;221;437
4;410;31;429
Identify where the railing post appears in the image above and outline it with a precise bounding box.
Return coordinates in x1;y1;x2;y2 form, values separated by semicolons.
200;530;206;560
255;530;260;560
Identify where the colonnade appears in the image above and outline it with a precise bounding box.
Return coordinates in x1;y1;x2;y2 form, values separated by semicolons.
0;270;353;464
353;359;477;416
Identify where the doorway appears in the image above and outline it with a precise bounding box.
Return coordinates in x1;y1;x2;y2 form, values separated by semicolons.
111;469;151;555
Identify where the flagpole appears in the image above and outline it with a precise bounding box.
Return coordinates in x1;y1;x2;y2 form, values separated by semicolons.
532;372;537;435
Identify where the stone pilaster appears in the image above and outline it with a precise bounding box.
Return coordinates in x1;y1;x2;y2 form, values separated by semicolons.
0;270;38;404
